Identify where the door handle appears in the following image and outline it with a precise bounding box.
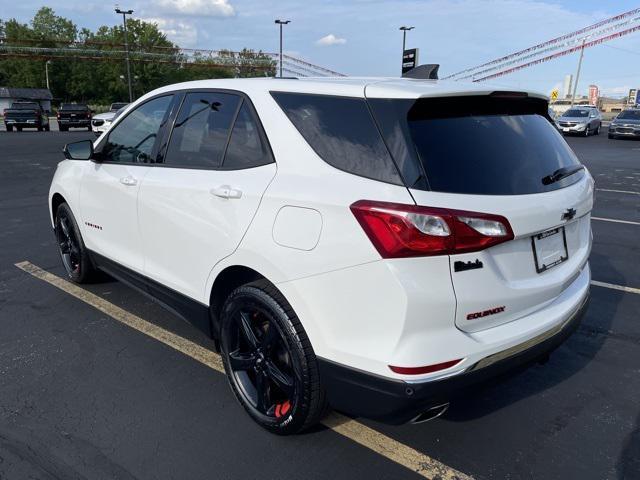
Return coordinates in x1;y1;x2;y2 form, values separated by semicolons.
119;176;138;186
210;185;242;199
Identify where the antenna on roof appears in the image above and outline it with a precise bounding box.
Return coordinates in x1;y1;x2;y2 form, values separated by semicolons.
402;64;439;80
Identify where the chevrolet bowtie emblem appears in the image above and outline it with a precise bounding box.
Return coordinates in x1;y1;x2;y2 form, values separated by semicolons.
562;208;577;221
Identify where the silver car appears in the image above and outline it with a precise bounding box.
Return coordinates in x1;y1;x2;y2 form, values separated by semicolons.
555;107;602;136
608;108;640;139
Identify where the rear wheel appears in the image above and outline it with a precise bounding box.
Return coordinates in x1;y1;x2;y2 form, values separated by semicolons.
45;123;50;132
17;127;22;132
87;125;92;131
60;125;67;132
220;280;327;435
595;125;601;135
54;203;97;283
6;125;13;132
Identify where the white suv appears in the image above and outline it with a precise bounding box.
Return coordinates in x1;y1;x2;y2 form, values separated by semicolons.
49;78;593;434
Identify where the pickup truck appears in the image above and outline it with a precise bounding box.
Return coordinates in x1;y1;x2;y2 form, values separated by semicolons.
57;104;92;131
3;102;50;132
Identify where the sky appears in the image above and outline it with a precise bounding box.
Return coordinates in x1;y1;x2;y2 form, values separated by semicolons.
2;0;639;97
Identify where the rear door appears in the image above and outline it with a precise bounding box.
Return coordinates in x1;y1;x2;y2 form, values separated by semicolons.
138;90;276;302
369;94;593;332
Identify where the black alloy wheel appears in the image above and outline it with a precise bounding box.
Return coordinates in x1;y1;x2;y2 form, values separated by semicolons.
220;281;327;434
54;203;96;283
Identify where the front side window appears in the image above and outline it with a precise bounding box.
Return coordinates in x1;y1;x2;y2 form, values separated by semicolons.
165;92;240;169
101;95;174;163
271;92;402;185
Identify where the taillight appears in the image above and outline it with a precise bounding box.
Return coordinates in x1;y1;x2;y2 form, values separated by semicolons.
350;200;514;258
56;112;60;119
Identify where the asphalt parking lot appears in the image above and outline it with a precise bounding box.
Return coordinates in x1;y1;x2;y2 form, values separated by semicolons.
0;129;638;480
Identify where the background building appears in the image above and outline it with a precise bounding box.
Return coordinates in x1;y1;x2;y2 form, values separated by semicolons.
0;87;53;113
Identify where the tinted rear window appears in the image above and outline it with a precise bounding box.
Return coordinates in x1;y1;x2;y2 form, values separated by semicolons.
61;104;88;111
271;92;402;185
369;96;583;195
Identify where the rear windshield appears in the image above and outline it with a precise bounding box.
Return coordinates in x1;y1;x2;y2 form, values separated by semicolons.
11;103;39;109
617;110;640;120
61;104;88;110
564;109;589;117
111;102;128;111
369;96;583;195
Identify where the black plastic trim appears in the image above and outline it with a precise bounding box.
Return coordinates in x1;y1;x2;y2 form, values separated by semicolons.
88;250;212;338
318;293;589;424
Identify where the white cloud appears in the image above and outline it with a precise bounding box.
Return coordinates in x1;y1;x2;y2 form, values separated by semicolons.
151;0;235;17
142;17;198;47
315;34;346;47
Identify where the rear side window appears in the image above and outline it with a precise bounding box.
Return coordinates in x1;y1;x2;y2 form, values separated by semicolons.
369;96;583;195
165;92;241;169
223;102;272;170
271;92;402;185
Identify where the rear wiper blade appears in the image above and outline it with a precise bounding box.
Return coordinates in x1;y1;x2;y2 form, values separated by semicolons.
541;165;584;185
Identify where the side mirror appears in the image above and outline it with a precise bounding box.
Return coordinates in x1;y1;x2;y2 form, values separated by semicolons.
63;140;94;160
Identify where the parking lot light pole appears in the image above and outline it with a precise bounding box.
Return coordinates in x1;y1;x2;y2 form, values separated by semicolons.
275;19;290;78
399;26;414;73
570;37;587;107
45;60;52;91
115;7;134;102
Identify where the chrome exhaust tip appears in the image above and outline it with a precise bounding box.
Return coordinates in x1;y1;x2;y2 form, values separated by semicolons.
410;403;449;424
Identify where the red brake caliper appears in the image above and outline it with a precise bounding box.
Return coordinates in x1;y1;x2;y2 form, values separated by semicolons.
275;400;291;418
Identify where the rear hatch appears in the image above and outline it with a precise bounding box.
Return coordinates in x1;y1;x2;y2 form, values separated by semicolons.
368;91;593;332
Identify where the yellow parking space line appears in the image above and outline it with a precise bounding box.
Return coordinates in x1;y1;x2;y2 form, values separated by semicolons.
596;188;640;196
591;280;640;295
591;217;640;226
14;261;472;480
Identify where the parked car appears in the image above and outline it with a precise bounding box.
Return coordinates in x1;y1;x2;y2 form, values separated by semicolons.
91;102;129;136
57;103;92;131
3;101;50;132
608;108;640;139
49;78;592;434
555;107;602;136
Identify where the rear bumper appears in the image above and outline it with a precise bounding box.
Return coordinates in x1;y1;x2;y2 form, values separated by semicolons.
319;293;589;424
59;120;90;127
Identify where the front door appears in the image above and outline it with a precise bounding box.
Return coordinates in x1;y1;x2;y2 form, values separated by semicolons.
79;94;175;272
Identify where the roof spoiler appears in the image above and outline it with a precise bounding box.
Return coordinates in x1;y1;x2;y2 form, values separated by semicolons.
402;64;439;80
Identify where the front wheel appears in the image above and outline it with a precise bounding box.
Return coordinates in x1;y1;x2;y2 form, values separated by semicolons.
220;281;327;435
54;203;97;283
583;126;590;137
608;133;615;139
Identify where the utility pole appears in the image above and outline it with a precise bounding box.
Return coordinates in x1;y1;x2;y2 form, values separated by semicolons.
275;19;290;78
570;37;586;107
45;60;51;91
399;26;414;74
115;7;134;102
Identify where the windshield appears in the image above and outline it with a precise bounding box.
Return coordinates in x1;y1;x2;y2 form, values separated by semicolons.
369;96;583;195
564;109;589;117
617;110;640;120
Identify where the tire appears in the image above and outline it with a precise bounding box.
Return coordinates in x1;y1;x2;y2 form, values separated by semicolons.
17;127;22;132
220;280;327;435
45;123;50;132
60;125;67;132
608;133;615;140
54;203;97;283
583;126;589;137
595;125;601;135
6;125;13;132
87;126;92;132
37;125;43;132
